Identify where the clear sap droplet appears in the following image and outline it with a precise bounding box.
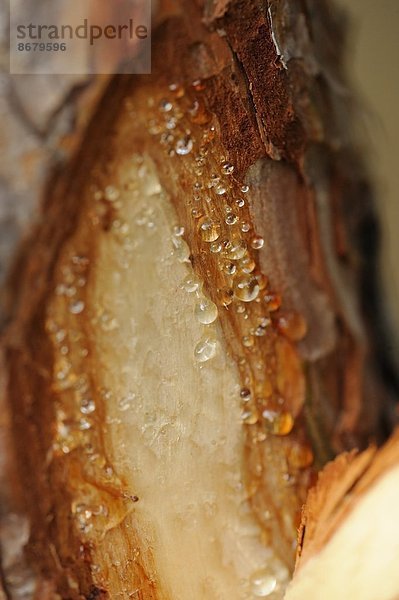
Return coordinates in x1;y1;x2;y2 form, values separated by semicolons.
250;569;278;597
104;185;120;202
251;235;265;250
159;98;173;112
215;185;227;195
173;225;185;237
234;276;260;302
69;300;85;314
194;336;217;362
175;136;193;155
172;236;191;263
210;241;222;254
198;218;221;242
225;213;238;226
118;393;135;412
241;184;250;193
80;398;96;415
195;297;218;324
180;274;201;293
241;407;258;425
262;410;294;436
221;161;234;175
225;240;247;260
240;387;251;401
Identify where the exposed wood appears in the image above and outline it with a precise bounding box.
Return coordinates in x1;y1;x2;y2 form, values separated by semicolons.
0;0;397;598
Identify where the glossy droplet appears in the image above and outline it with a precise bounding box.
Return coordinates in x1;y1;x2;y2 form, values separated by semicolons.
166;117;177;130
255;273;268;291
118;393;135;412
242;334;255;348
188;100;211;125
287;443;314;469
251;235;264;249
234;276;260;302
192;79;205;91
225;240;247;260
250;569;278;597
210;241;222;254
277;312;307;341
69;300;85;314
172;236;191;263
240;387;251;401
104;185;120;202
198;218;221;242
241;407;258;425
241;184;250;193
220;288;234;306
80;398;96;415
235;198;245;208
262;410;294;436
264;292;281;312
195;297;218;324
239;256;256;274
241;222;250;233
221;161;234;175
191;208;204;219
173;225;185;237
168;82;185;98
222;261;237;275
194;336;217;362
180;274;201;293
225;213;238;226
159;98;173;112
175;136;193;155
215;185;227;195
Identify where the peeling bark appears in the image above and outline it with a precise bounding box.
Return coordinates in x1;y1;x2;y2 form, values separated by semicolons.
0;0;397;598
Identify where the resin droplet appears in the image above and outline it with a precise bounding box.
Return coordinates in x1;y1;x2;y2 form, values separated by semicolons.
250;569;278;597
234;276;260;302
195;297;218;324
175;136;193;155
172;236;191;263
251;235;264;250
225;213;238;226
180;274;201;293
287;442;314;469
194;336;217;362
221;161;234;175
264;292;281;312
104;185;120;202
262;410;294;436
69;300;85;315
241;407;258;425
277;312;307;341
198;218;221;242
241;184;249;193
225;240;247;260
210;241;222;253
159;98;173;112
173;225;185;237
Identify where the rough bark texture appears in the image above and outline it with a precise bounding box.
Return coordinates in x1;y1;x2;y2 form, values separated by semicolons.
1;0;398;598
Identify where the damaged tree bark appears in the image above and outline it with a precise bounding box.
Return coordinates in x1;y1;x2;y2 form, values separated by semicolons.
1;1;398;599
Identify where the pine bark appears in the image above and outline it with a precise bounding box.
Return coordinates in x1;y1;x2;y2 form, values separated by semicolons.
0;1;397;598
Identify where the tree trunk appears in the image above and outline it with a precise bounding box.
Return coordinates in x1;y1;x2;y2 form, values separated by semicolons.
1;1;397;599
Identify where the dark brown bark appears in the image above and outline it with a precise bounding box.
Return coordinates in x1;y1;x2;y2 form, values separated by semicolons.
0;0;397;598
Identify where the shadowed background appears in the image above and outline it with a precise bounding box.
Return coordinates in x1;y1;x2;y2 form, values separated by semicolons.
339;0;399;354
